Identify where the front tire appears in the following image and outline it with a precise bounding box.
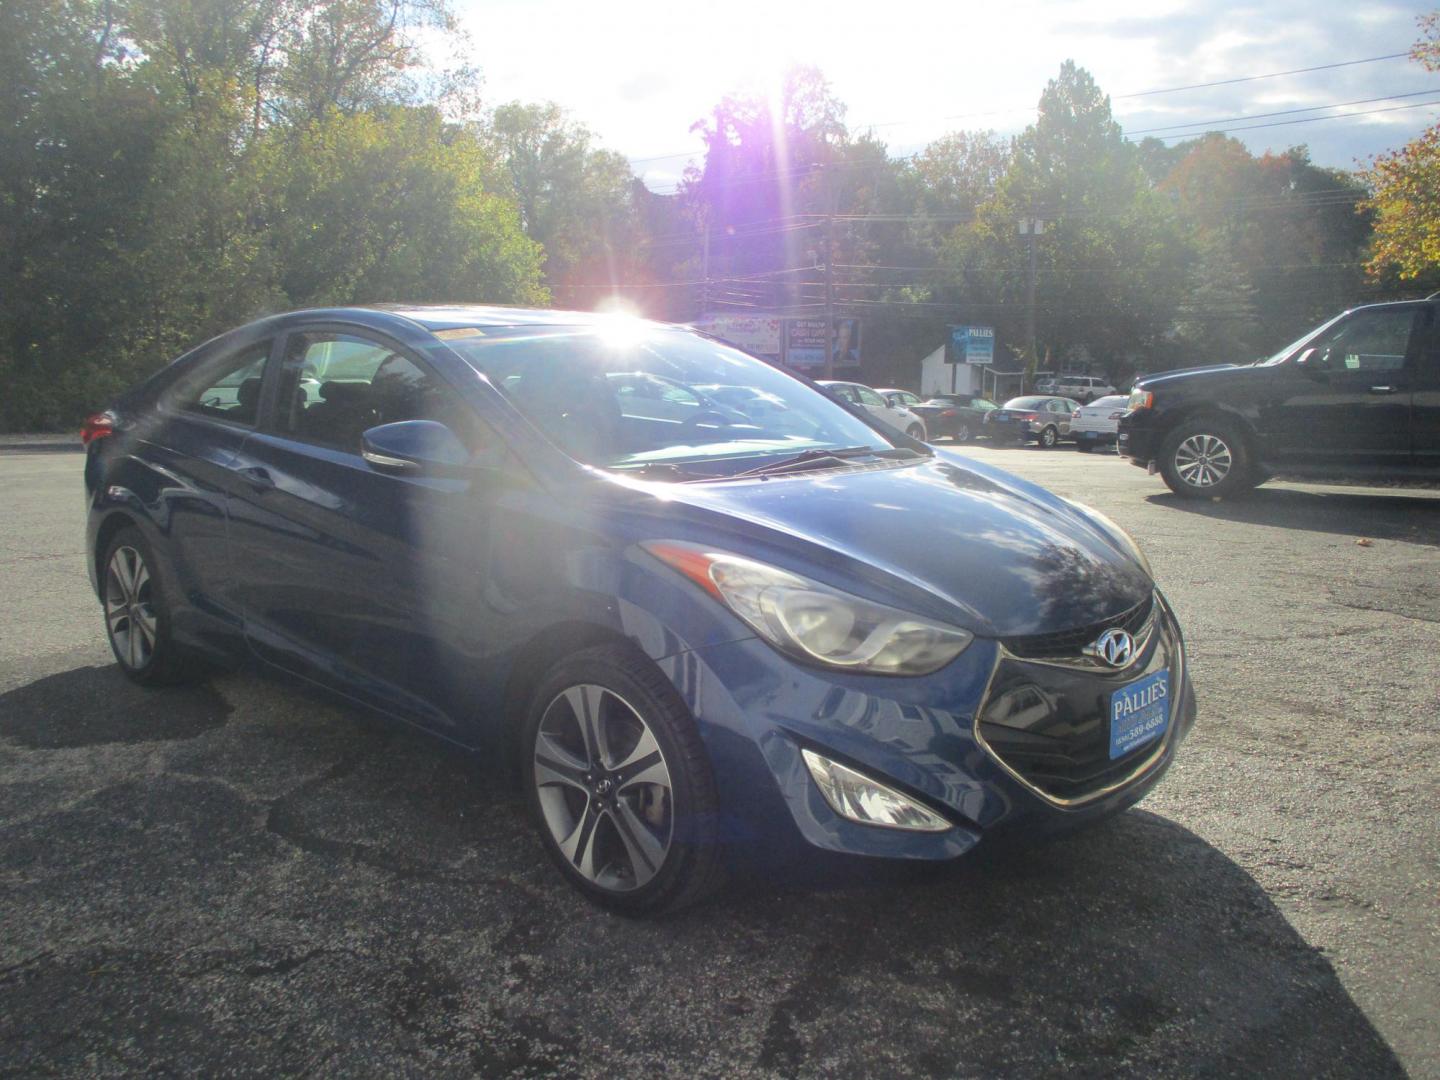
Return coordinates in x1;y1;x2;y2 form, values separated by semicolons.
522;644;726;915
100;527;202;686
1158;418;1256;499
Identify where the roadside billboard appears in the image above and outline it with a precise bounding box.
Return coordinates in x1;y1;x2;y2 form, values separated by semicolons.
694;316;782;361
786;318;860;371
950;325;995;365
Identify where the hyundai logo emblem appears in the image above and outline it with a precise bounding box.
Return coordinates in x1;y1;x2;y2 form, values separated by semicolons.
1088;627;1135;668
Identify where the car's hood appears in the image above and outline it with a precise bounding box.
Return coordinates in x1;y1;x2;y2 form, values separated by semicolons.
1137;363;1242;387
613;452;1153;639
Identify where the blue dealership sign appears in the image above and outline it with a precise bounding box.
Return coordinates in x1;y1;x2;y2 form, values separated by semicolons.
949;325;994;365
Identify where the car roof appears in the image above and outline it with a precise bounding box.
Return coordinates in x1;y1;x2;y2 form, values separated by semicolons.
372;304;668;331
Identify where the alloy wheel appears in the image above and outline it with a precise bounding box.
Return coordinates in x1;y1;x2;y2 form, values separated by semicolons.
1173;433;1233;489
1040;426;1058;448
532;684;674;892
105;546;157;670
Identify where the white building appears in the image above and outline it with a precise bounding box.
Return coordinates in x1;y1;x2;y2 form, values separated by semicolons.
918;346;1025;401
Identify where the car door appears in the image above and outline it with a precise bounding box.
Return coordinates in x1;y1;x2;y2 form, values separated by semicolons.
855;385;905;429
223;325;505;735
1410;304;1440;469
144;333;282;623
1262;305;1425;467
1047;398;1075;435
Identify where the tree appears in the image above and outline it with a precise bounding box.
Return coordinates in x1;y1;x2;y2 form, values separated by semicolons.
489;101;647;308
1362;13;1440;281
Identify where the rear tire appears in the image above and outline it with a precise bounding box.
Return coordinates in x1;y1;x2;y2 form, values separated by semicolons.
100;526;203;686
953;423;974;444
1038;425;1059;449
1158;417;1257;500
906;424;926;441
521;643;726;916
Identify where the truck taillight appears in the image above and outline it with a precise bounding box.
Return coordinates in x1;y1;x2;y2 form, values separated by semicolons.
80;411;115;446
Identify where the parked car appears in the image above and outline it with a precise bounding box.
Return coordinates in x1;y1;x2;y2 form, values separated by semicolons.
1069;395;1130;452
818;379;927;439
909;393;1000;443
82;306;1193;914
1118;297;1440;498
875;387;922;410
984;396;1082;447
1034;374;1116;403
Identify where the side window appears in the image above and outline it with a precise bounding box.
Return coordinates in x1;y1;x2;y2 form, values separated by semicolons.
1310;310;1417;373
829;385;856;403
278;332;477;453
172;340;273;426
856;387;886;407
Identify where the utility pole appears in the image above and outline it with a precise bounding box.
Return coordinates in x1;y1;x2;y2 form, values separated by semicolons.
699;208;710;319
1018;202;1046;387
823;162;836;380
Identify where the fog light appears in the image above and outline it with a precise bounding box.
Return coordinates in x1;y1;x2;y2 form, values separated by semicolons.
801;750;951;832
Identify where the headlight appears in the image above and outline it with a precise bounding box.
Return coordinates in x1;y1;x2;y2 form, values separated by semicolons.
1060;498;1152;577
642;542;974;675
1128;389;1153;410
802;750;951;831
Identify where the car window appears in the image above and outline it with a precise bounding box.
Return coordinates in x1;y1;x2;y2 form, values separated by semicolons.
856;387;886;407
973;399;998;410
445;326;890;476
277;332;478;453
1309;309;1418;373
171;340;273;426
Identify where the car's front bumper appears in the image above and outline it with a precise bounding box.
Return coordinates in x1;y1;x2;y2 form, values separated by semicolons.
1117;411;1163;466
656;595;1196;867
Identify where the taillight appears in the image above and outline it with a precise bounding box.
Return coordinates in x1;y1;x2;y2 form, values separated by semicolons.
1073;410;1082;419
1018;412;1038;421
1108;411;1125;420
80;411;116;446
941;409;957;417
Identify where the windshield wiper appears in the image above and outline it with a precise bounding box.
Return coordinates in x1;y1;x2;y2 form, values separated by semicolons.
732;445;898;478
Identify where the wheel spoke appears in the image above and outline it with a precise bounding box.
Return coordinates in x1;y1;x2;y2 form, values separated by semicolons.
132;560;150;598
111;550;135;599
616;751;668;794
533;733;591;793
563;685;609;770
612;800;665;883
134;606;157;646
560;801;603;881
127;622;143;667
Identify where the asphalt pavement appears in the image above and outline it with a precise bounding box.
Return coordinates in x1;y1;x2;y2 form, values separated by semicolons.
2;445;1437;1078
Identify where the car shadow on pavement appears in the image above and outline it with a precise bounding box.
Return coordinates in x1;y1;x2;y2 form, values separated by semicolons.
1149;485;1440;548
0;665;1408;1077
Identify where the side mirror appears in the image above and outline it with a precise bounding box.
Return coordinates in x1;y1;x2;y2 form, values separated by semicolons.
361;420;471;475
1294;347;1328;379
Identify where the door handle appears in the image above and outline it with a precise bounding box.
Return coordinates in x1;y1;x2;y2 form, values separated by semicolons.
236;465;275;490
1367;385;1399;394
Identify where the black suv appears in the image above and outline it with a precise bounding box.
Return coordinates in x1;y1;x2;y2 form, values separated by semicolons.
1119;298;1440;498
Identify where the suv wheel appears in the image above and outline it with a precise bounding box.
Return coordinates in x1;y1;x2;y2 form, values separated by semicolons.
1159;418;1256;499
523;643;726;915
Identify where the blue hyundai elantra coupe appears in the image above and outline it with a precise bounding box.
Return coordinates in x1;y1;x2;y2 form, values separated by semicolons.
82;306;1195;914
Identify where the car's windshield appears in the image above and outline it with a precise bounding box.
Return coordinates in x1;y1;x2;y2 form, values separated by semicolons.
1002;396;1050;409
444;324;899;477
1257;310;1349;366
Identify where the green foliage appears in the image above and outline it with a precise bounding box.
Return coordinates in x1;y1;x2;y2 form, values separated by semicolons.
0;0;544;431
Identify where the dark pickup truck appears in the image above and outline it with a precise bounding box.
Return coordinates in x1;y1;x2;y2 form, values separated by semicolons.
1118;298;1440;498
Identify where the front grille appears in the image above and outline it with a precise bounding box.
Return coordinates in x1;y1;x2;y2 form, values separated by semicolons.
977;609;1176;803
1002;593;1153;662
978;717;1158;802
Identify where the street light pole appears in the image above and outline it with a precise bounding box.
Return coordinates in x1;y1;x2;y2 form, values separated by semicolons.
1018;205;1046;386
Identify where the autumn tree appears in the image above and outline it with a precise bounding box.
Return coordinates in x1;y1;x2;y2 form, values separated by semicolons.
1362;13;1440;281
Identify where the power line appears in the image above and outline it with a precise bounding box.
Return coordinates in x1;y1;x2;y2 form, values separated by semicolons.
1123;88;1440;137
1117;52;1411;99
1151;97;1440;140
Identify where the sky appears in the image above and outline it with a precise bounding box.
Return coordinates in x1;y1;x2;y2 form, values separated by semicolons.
453;0;1439;191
